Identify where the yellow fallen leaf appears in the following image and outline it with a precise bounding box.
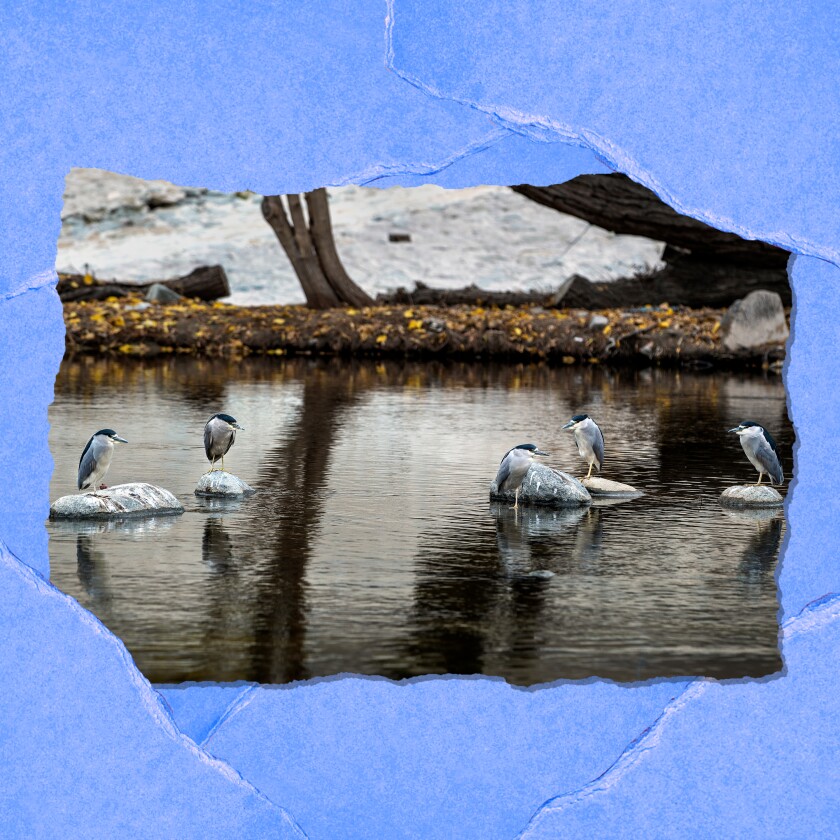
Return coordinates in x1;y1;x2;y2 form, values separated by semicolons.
562;355;575;364
346;309;358;316
603;324;612;335
272;318;286;325
658;319;672;328
513;327;523;336
713;321;721;333
403;309;414;318
407;319;424;330
376;334;388;344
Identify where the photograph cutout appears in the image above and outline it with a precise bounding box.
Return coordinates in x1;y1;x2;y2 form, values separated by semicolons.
48;170;791;684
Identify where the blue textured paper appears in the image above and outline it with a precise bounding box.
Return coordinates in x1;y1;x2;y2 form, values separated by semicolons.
1;2;838;837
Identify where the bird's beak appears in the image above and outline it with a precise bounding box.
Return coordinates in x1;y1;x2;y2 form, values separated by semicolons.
561;420;575;430
727;427;741;434
534;449;549;457
232;423;244;430
113;435;128;444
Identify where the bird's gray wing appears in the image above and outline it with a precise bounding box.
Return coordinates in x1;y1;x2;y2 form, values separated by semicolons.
78;439;97;489
222;429;236;456
495;451;513;491
203;422;213;459
757;438;784;484
593;424;605;470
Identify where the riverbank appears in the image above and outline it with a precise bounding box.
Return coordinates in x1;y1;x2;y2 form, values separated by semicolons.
61;294;787;370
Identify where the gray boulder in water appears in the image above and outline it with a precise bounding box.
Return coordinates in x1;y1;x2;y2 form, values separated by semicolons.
720;290;789;351
719;484;784;508
582;476;643;498
194;471;255;497
50;482;184;520
490;462;590;507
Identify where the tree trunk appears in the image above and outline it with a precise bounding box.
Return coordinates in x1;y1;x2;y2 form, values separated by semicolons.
261;191;373;309
305;188;374;308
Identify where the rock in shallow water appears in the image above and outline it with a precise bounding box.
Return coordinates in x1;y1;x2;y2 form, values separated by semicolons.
490;462;590;507
50;483;183;520
194;471;255;497
719;484;784;508
582;476;643;498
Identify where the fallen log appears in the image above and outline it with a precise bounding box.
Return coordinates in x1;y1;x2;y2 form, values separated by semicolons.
57;264;230;303
513;176;789;268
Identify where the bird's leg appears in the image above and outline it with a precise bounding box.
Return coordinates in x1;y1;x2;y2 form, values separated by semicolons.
221;454;225;473
755;472;763;486
205;458;215;474
586;463;593;481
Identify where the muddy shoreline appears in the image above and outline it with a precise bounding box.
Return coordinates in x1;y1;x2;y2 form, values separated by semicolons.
62;295;787;371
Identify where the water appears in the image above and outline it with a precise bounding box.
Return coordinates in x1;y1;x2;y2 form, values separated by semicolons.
48;357;788;685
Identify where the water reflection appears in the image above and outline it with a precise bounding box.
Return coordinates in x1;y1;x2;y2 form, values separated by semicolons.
492;503;589;575
48;356;789;683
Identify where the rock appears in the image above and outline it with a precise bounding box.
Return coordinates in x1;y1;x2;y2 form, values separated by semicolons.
588;314;609;330
719;484;784;508
582;476;643;498
194;471;255;497
720;290;789;351
145;282;182;303
50;483;183;520
490;462;591;507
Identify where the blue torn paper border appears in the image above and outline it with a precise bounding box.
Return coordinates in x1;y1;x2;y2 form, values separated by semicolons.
1;3;838;837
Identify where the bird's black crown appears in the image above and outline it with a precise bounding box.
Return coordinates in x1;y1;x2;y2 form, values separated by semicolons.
570;414;590;422
739;420;761;428
211;413;238;424
95;428;118;438
513;443;539;451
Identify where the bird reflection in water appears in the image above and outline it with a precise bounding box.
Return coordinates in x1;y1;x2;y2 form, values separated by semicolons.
491;502;588;578
202;516;237;576
76;533;111;605
723;508;784;584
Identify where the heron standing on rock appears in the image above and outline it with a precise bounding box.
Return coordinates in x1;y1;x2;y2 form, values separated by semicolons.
204;413;243;473
728;421;784;485
78;429;128;494
562;414;605;480
495;443;550;509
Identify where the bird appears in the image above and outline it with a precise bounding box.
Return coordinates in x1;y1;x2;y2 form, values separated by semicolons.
728;421;784;485
204;413;244;473
77;429;128;494
495;443;550;509
561;414;605;480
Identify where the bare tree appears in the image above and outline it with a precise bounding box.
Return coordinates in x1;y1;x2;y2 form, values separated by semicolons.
261;188;374;309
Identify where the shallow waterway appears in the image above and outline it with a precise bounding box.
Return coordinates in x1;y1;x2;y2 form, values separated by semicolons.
48;357;789;684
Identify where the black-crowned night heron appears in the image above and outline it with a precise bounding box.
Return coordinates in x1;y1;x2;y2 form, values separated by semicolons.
561;413;604;480
728;421;784;485
77;429;128;494
495;443;549;509
204;413;243;473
